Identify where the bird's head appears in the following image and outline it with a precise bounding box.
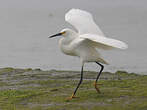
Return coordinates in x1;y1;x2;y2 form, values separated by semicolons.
49;28;76;38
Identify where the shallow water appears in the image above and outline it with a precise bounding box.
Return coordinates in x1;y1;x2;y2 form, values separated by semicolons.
0;0;147;74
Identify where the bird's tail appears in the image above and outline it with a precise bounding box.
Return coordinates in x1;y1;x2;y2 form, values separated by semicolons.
98;58;109;65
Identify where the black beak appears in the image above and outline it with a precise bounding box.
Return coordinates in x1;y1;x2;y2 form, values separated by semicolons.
49;33;62;38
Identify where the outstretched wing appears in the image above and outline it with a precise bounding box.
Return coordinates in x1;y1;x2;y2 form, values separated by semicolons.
65;9;128;50
79;34;128;50
65;9;105;36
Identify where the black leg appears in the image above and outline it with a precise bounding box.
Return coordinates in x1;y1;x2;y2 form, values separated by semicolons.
94;62;104;93
95;62;104;82
73;65;84;96
67;65;84;100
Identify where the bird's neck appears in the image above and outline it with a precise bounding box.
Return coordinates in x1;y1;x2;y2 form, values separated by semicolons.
61;33;78;45
59;37;72;46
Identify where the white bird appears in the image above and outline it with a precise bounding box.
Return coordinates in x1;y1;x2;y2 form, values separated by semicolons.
49;9;128;99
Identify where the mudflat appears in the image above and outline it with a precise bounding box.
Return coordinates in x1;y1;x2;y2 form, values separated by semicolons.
0;68;147;110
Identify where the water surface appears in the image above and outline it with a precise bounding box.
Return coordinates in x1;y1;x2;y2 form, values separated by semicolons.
0;0;147;74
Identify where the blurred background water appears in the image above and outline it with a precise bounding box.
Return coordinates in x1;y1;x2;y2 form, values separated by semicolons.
0;0;147;74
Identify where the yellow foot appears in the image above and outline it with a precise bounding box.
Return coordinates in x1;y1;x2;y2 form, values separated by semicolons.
66;93;79;100
93;81;101;93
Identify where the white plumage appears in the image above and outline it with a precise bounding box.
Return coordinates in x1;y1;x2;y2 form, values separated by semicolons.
65;9;105;36
79;34;128;50
50;8;128;64
65;9;128;50
58;9;128;65
49;9;128;99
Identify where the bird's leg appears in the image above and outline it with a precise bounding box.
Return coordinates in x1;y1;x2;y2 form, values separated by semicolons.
94;62;104;93
67;65;84;100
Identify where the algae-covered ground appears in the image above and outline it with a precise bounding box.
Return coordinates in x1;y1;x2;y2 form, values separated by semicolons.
0;68;147;110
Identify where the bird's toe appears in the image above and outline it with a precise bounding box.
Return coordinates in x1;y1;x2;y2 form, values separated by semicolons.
66;93;79;100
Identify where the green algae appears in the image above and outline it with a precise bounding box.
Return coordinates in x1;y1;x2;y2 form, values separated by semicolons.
0;68;147;110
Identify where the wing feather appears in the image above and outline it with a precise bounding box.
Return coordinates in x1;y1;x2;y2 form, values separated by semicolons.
65;9;128;50
80;34;128;50
65;9;105;36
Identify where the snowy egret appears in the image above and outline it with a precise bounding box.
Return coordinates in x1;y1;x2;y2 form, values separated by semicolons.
49;9;128;99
